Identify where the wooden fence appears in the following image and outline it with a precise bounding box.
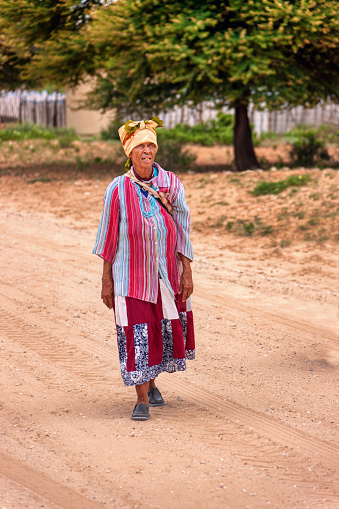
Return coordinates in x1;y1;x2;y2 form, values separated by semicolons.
161;102;339;134
0;91;66;128
1;90;338;134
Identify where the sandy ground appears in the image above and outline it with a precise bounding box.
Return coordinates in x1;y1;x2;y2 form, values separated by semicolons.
0;144;338;509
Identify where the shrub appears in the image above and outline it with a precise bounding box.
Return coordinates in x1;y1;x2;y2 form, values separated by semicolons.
315;124;339;143
258;123;338;147
76;156;85;171
58;134;75;148
289;130;330;167
287;124;338;144
252;175;311;196
101;112;259;147
155;139;196;172
280;239;291;248
243;222;255;236
259;130;280;141
0;122;78;142
261;225;273;235
28;177;53;184
157;112;236;146
100;118;122;141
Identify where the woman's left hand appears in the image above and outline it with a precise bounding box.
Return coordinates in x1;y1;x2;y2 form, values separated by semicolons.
179;269;194;302
178;250;194;303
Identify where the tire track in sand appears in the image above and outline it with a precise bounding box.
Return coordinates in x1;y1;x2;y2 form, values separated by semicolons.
193;288;338;347
171;378;339;464
1;219;337;349
1;215;338;503
1;291;338;486
161;407;338;500
0;296;113;387
0;452;119;509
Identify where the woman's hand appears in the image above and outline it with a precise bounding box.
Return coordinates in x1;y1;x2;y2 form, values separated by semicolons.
179;269;193;302
101;260;114;309
178;253;193;302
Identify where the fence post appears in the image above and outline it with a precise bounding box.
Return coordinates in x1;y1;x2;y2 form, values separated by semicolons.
32;98;37;123
63;95;67;128
53;93;58;127
45;95;49;126
180;106;185;124
19;94;23;123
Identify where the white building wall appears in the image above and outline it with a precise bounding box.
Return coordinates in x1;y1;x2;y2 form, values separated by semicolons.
65;81;115;135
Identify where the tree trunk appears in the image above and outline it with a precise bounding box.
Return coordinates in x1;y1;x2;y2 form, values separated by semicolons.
233;102;259;171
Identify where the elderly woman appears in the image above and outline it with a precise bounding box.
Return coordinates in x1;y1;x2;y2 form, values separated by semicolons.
93;118;195;421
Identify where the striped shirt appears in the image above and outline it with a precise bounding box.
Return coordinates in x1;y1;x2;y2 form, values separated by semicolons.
93;163;193;304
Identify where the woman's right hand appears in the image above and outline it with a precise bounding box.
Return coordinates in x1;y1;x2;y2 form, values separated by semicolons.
101;260;114;309
101;275;114;309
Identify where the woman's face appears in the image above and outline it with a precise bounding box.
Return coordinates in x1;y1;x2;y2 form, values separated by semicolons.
131;142;157;174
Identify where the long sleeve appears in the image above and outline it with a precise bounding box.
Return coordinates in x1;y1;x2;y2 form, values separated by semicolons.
171;179;193;262
93;179;119;264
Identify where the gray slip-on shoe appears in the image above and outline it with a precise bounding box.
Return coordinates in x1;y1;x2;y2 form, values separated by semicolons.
148;387;165;407
131;403;150;421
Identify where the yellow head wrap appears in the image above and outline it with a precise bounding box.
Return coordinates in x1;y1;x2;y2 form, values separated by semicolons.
118;117;163;170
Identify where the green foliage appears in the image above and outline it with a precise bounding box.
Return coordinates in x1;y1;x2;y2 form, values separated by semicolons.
261;225;273;235
1;0;336;112
92;156;115;164
76;156;86;171
289;130;330;167
258;124;338;148
308;216;320;226
226;217;273;236
310;192;320;200
58;135;75;148
85;0;339;114
213;200;229;206
2;0;339;170
293;211;305;219
0;0;100;88
252;175;311;196
287;124;335;143
280;239;291;248
259;131;281;142
28;177;53;184
259;123;339;145
102;112;247;147
158;113;234;146
314;124;339;144
242;222;255;236
214;215;227;227
100;118;123;141
0;39;32;90
155;139;196;173
0;123;78;142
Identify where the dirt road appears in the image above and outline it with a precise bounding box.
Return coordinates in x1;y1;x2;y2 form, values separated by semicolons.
0;170;338;509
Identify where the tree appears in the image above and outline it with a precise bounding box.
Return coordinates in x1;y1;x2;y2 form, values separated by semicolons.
0;0;100;90
86;0;339;170
1;1;338;171
0;38;31;90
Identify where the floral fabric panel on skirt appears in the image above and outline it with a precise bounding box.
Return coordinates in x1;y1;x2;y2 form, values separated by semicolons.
114;279;195;386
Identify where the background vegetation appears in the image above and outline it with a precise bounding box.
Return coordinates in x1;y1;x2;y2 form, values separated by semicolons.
0;123;77;142
0;120;336;171
1;0;338;171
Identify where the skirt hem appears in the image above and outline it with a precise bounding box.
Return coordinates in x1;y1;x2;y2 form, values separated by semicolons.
120;350;195;387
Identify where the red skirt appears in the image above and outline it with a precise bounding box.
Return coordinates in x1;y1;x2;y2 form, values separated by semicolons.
114;279;195;386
